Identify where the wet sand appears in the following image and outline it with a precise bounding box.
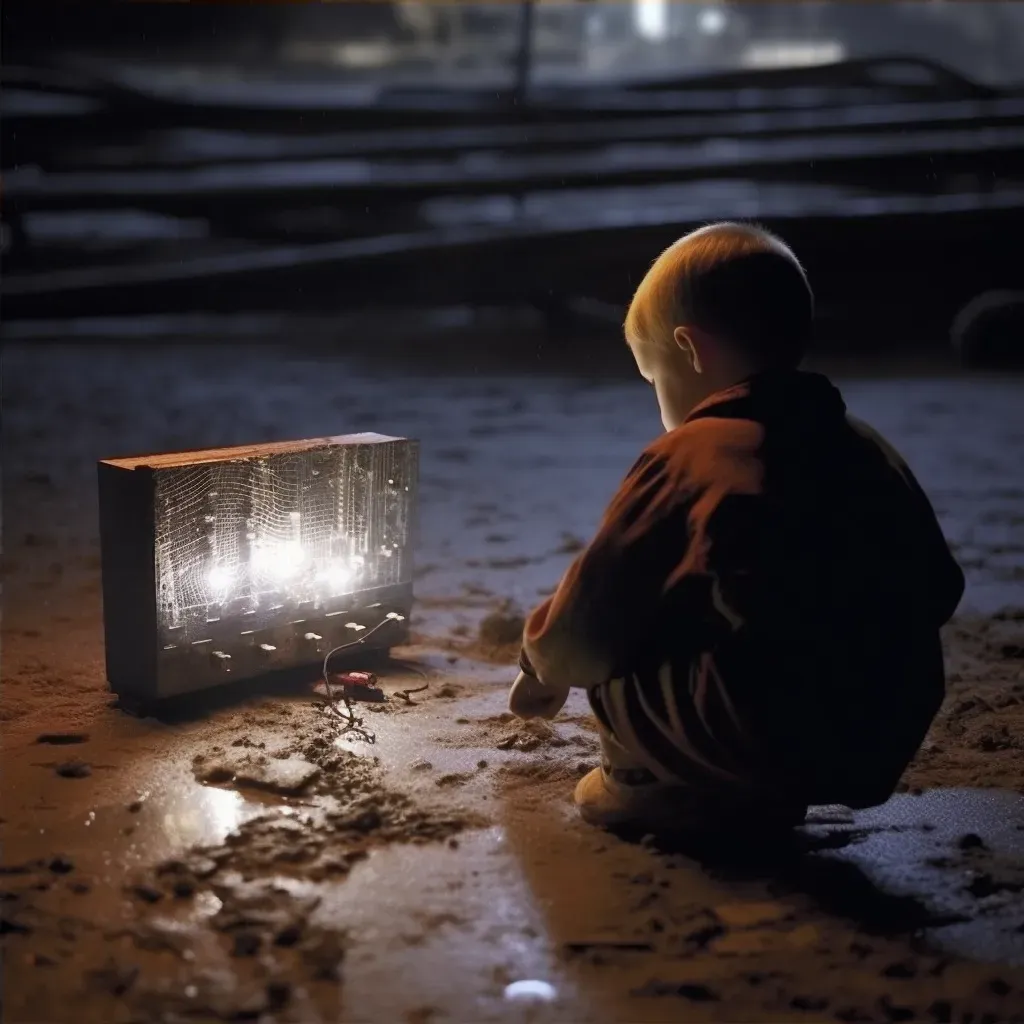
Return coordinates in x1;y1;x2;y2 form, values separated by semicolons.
2;333;1024;1022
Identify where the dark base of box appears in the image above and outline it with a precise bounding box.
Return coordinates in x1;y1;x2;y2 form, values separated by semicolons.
106;583;414;706
114;644;395;722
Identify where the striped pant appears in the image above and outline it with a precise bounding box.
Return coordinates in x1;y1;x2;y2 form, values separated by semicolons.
588;670;807;830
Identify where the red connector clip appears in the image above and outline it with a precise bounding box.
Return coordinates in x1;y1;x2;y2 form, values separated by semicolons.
334;671;386;703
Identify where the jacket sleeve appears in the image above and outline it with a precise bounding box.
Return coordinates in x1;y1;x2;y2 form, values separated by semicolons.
847;417;965;626
518;450;694;689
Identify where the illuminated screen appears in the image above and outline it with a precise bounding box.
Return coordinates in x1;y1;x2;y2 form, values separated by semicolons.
155;440;414;645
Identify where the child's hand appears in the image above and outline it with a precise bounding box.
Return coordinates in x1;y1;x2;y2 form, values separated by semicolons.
508;670;570;721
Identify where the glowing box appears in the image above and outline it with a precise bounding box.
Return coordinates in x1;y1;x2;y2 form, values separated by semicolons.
98;433;418;703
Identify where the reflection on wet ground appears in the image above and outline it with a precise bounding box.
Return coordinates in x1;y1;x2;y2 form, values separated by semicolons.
4;669;1023;1021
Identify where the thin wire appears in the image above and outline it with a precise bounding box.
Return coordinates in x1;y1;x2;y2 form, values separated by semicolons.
316;615;432;739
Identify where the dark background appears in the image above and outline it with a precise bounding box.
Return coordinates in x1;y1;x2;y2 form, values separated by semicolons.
3;0;1024;354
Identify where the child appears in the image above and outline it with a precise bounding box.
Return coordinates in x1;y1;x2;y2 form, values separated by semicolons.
509;222;965;835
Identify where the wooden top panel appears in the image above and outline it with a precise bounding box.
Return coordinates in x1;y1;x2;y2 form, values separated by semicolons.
100;433;410;471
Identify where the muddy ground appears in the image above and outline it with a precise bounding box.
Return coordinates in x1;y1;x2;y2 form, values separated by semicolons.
2;324;1024;1023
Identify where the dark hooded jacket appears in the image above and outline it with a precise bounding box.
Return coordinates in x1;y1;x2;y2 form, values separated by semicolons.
520;370;965;809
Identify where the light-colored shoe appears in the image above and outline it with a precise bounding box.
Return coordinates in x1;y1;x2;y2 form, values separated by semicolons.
573;767;807;836
573;766;680;831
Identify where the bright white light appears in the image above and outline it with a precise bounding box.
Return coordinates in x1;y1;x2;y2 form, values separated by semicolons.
635;0;669;40
741;41;846;69
317;559;353;593
698;7;726;34
207;565;234;593
251;540;305;583
504;980;558;1003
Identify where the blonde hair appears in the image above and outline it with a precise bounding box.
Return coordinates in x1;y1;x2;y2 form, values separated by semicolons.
624;222;814;367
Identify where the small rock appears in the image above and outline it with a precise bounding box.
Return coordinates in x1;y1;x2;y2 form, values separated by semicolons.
55;762;91;779
68;879;92;894
36;733;88;746
275;924;302;947
957;833;986;851
130;885;163;904
126;800;144;814
477;760;489;769
448;838;460;850
410;759;433;772
348;808;382;833
48;856;74;875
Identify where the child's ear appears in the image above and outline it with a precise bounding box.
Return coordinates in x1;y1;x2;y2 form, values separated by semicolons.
673;326;702;374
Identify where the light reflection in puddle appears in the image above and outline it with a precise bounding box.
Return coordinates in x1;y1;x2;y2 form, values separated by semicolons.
162;785;246;847
504;980;558;1003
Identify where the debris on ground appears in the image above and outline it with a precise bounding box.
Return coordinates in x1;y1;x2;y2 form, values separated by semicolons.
193;752;321;796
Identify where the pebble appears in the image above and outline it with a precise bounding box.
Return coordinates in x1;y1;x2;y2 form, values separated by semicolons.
957;833;986;851
130;884;163;904
47;856;74;875
55;762;91;779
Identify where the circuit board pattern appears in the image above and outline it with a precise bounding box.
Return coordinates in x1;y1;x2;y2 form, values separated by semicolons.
154;438;417;643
